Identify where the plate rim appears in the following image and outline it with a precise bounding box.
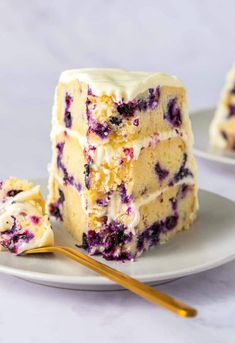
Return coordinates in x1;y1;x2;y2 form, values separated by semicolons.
0;248;234;285
191;108;235;165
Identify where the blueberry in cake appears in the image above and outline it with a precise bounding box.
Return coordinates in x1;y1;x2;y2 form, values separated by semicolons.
0;177;54;254
210;63;235;150
47;68;198;261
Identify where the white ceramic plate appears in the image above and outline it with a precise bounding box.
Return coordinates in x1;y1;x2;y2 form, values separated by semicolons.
0;179;235;290
191;108;235;165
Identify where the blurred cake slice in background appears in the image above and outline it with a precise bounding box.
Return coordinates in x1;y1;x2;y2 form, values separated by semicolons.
210;63;235;150
47;68;198;261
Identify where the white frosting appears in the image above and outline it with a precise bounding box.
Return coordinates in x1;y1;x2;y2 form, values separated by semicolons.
59;68;183;102
210;63;235;148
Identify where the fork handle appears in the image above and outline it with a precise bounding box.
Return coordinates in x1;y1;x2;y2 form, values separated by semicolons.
25;246;197;318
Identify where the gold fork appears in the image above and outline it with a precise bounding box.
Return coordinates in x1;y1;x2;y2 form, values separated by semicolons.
25;246;197;318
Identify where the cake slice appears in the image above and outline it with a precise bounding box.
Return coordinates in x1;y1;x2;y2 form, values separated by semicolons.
210;63;235;149
0;177;54;254
47;68;198;261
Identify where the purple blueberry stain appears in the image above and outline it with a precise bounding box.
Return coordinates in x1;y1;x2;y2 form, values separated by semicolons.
180;183;190;199
116;102;136;118
59;189;65;203
133;118;140;126
49;188;65;221
84;164;90;189
136;235;144;252
76;211;180;260
9;230;34;253
110;116;123;126
165;215;178;231
154;162;169;181
7;189;23;197
123;147;134;160
169;153;193;186
86;98;92;122
76;221;134;261
89;121;111;139
0;216;35;254
105;251;133;262
228;104;235;117
5;216;17;234
86;87;160;139
64;111;72;128
126;206;132;215
30;215;40;225
49;202;63;221
83;146;97;190
137;98;148;112
137;214;178;254
119;183;132;204
137;221;162;252
147;87;160;110
86;92;111;140
87;86;94;96
56;141;82;192
75;183;82;192
96;199;109;207
115;87;160;118
164;98;182;127
64;93;73;128
169;197;177;211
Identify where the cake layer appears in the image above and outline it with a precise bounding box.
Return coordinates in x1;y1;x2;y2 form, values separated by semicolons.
48;175;197;260
48;176;87;243
135;182;197;258
54;70;192;145
51;128;196;202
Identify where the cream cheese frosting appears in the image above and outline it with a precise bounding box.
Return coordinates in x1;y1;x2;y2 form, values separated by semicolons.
50;123;191;167
59;68;183;102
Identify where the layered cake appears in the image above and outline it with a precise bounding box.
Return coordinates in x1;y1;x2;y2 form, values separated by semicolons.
48;68;198;261
0;178;54;254
210;63;235;149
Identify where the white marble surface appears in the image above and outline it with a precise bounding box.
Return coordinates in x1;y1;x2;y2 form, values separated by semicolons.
1;1;235;342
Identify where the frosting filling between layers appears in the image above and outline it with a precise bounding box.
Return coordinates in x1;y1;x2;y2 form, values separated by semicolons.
51;124;190;167
53;173;196;230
